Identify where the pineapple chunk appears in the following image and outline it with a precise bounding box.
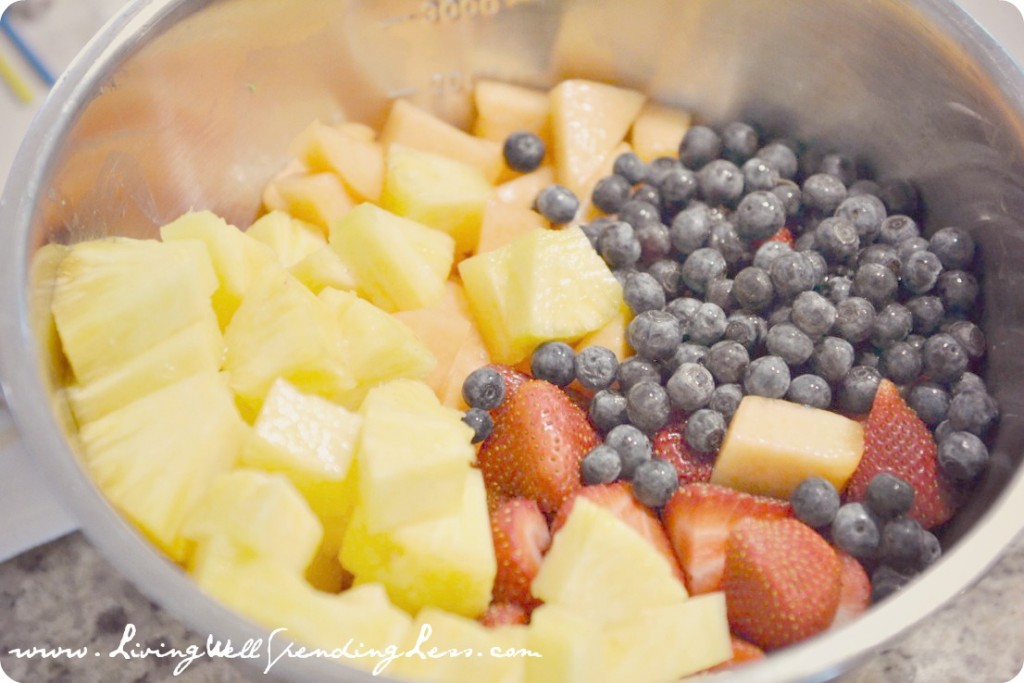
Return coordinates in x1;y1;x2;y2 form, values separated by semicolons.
262;172;354;231
319;288;437;408
288;245;358;294
51;237;219;384
380;99;504;183
457;246;518;362
66;317;224;425
549;79;646;195
223;266;354;420
181;468;322;574
495;166;555;209
531;497;687;624
575;303;632;362
29;243;71;388
340;467;496;618
526;605;607;683
329;203;454;312
711;396;865;499
246;210;326;267
78;372;247;561
473;79;551;147
380;144;495;255
630;101;693;162
159;210;277;329
352;379;474;532
475;201;547;255
290;120;385;202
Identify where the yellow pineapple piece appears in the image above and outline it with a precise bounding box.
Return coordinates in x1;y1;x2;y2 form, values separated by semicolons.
457;245;518;362
51;237;219;384
181;468;323;575
351;379;474;532
380;99;504;183
78;372;247;561
290;120;385;202
630;101;693;162
575;302;632;361
262;172;354;232
495;166;555;209
288;245;358;294
475;201;548;255
223;266;354;420
472;79;551;147
711;396;865;499
549;79;646;195
159;210;277;329
380;144;495;255
66;318;224;425
340;467;495;618
329;203;454;313
526;605;607;683
246;210;326;267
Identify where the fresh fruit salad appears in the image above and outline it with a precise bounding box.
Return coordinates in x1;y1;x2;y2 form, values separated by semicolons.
37;76;998;682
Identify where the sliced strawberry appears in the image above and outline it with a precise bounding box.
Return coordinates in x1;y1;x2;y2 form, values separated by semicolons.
661;483;791;595
479;602;529;627
707;636;766;672
551;482;685;583
478;379;599;513
829;551;871;629
723;517;842;650
490;497;551;609
652;418;715;485
752;226;795;250
844;379;959;529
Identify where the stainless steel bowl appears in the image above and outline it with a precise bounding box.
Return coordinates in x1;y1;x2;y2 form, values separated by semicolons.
3;1;1024;681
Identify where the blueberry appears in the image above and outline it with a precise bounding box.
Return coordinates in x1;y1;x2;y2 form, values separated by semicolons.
574;346;619;391
819;152;857;186
769;251;817;299
591;174;632;214
934;419;956;443
724;312;765;350
658;167;699;215
897;236;930;261
812;337;855;384
743;157;780;192
944;320;986;360
735;190;786;241
857;350;881;369
852;262;898;308
732;266;774;312
646;259;685;299
906;334;927;351
462;366;506;410
623;271;667;315
814;217;860;264
791;291;838;338
948;390;999;436
666;297;703;327
703;340;750;385
919;530;942;569
580;444;622;485
900;250;943;294
502;131;546;172
756;141;799;179
871;302;913;349
858;243;901;274
632;458;680;508
663;362;714;412
685;408;727;453
626;380;671;433
709;383;744;420
905;295;945;335
617;356;662;392
580;217;615;249
698;159;744;206
669;204;712;255
786;374;832;409
681;248;728;294
791;476;841;527
664;342;710;375
705;278;737;313
878;214;920;245
849;179;883;198
613;151;648;184
752;240;792;271
721;121;759;163
598;220;642;268
880;341;923;385
678;125;722;169
628;310;683;361
833;297;876;345
835;194;887;242
632;183;661;207
771;179;803;215
831;502;881;559
744;355;791;398
929;227;975;270
684;303;726;346
769;305;793;326
589;389;629;433
865;472;915;519
802;173;848;214
880;517;926;572
709;221;753;268
766;322;814;366
937;431;989;483
646;156;682;186
803;250;829;288
618;199;661;229
462;408;494;444
840;365;883;413
871;565;912;603
535;184;579;224
952;371;987;396
823;274;854;304
936;270;979;313
922;333;968;384
605;424;652;478
907;382;950;427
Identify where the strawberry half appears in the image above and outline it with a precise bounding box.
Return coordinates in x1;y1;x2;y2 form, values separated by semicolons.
661;483;791;595
478;379;599;513
722;517;842;650
652;418;715;485
479;601;529;627
551;482;685;583
707;636;766;672
490;497;551;609
844;379;959;529
829;551;871;629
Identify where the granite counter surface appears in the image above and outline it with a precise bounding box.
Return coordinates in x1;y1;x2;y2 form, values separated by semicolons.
0;530;1022;683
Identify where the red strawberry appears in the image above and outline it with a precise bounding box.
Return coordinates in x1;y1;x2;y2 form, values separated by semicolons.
722;517;842;650
707;636;766;672
486;363;530;413
752;226;795;250
829;551;871;629
478;379;599;513
551;482;685;583
652;418;715;485
844;379;959;529
479;602;529;627
490;497;551;609
661;483;791;595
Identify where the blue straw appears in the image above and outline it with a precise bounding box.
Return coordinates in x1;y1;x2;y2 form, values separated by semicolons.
0;13;55;87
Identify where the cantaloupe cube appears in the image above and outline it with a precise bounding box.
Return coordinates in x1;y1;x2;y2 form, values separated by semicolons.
246;210;326;267
472;79;552;146
495;166;555;209
574;304;632;362
475;200;548;255
549;80;645;195
380;144;494;255
392;297;473;398
630;101;692;163
330;203;454;312
440;324;491;410
380;99;504;183
262;172;354;232
711;396;865;499
290;120;384;202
